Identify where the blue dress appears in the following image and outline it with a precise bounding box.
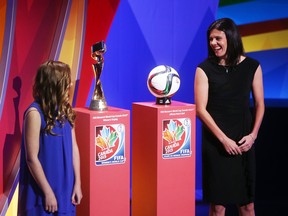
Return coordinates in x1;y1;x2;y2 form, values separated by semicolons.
18;102;76;216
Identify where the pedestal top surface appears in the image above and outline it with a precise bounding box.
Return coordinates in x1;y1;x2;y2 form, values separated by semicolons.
75;106;129;113
133;101;195;109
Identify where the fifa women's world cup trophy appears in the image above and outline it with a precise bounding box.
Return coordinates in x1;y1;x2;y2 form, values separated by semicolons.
89;40;108;111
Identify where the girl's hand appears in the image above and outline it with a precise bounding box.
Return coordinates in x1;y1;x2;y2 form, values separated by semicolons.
44;191;58;213
71;185;83;205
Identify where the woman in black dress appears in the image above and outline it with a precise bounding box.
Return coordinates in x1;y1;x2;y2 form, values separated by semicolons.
194;18;265;216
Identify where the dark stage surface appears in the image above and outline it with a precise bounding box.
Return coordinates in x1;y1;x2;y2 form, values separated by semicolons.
196;200;286;216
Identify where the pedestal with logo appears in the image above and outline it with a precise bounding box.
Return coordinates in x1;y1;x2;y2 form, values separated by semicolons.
75;107;130;216
132;101;196;216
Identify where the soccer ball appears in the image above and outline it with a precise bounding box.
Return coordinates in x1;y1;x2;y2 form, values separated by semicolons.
147;65;180;104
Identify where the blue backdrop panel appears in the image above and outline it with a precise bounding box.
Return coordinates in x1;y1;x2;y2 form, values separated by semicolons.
85;0;219;192
248;48;288;100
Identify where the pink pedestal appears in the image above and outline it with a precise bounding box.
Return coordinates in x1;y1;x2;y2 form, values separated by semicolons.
74;107;130;216
132;101;196;216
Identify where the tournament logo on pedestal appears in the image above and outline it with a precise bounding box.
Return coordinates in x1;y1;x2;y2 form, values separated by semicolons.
162;118;191;159
95;124;126;166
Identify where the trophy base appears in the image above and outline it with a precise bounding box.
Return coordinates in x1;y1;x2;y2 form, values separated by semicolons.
89;99;108;111
156;97;171;105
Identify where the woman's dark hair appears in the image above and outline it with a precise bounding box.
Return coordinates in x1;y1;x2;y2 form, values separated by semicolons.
207;18;245;66
33;60;76;135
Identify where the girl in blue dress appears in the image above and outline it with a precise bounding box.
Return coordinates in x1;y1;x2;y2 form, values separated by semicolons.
18;60;82;215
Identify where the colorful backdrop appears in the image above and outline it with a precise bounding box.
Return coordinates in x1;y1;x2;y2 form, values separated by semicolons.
0;0;287;214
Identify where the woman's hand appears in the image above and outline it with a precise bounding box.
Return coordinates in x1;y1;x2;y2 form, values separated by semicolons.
222;137;242;155
238;134;255;152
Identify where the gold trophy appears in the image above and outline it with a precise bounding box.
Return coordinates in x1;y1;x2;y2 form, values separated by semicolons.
89;40;108;111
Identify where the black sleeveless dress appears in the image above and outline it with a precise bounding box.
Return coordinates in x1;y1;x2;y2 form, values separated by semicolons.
198;57;259;205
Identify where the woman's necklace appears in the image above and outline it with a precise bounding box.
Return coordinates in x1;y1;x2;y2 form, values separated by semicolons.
219;64;229;73
218;60;229;73
223;65;229;73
